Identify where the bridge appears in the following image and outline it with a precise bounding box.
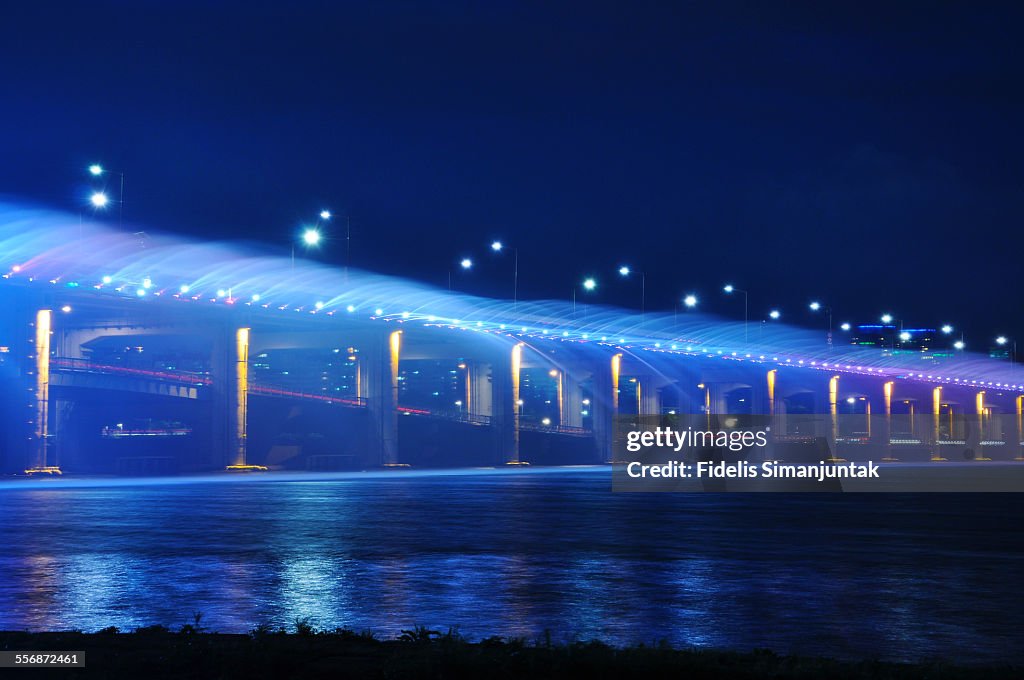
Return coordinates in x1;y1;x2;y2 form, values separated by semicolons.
1;204;1022;474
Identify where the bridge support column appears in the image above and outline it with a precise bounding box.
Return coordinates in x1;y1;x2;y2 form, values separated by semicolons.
828;375;841;461
592;353;620;463
213;325;258;470
26;309;57;474
364;330;402;466
225;327;257;470
561;373;583;428
880;381;896;461
706;383;728;416
638;376;660;417
973;390;991;461
1014;396;1023;461
488;348;517;465
466;361;493;419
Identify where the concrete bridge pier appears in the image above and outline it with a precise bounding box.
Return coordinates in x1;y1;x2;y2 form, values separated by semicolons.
361;329;402;466
491;344;519;464
879;381;896;461
561;372;583;427
590;352;620;463
211;324;254;470
635;374;662;417
1014;395;1024;460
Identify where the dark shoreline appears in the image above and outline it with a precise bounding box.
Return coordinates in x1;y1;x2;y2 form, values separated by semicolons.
1;628;1018;679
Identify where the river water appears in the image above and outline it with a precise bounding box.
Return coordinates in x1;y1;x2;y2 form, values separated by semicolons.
0;467;1021;663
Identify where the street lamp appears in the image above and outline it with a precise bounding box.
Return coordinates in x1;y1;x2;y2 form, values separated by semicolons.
449;257;473;291
683;294;698;308
941;325;954;335
572;277;597;319
292;225;323;269
86;163;125;229
840;322;851;332
302;228;322;246
808;301;834;349
954;340;966;351
490;239;519;311
723;284;748;342
768;309;781;320
618;265;646;320
995;336;1016;374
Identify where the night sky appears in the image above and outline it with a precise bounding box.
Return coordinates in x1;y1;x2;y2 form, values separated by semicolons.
2;2;1022;345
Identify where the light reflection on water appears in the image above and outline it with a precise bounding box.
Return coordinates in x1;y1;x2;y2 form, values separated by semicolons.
0;467;1021;663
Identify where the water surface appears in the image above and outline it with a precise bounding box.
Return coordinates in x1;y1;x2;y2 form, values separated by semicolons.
0;467;1021;663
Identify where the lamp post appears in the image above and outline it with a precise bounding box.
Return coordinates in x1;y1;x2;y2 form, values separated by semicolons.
449;257;473;291
618;266;646;321
723;285;748;342
292;226;322;270
87;164;125;230
809;301;833;350
573;277;597;319
996;336;1016;375
880;313;899;350
490;240;519;312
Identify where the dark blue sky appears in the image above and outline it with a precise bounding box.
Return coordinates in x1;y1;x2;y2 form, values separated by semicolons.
2;2;1022;344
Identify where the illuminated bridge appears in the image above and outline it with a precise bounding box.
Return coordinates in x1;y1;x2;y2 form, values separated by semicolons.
2;203;1022;474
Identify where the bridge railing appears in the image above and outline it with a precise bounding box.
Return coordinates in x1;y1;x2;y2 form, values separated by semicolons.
248;383;367;408
519;421;593;437
397;406;492;426
52;357;212;386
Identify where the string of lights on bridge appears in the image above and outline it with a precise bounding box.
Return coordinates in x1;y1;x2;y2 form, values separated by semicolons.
4;162;1019;395
3;258;1021;395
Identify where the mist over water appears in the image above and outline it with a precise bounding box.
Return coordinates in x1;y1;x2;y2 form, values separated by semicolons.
0;468;1021;664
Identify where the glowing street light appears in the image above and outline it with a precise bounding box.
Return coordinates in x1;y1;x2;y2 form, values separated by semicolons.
954;340;966;350
86;163;125;229
840;322;851;331
683;294;698;308
808;301;834;349
768;309;781;320
489;239;519;310
319;210;332;220
617;265;647;320
881;313;893;324
941;325;954;335
994;336;1016;373
582;277;597;291
723;285;748;341
460;258;473;269
899;331;912;342
302;228;322;246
